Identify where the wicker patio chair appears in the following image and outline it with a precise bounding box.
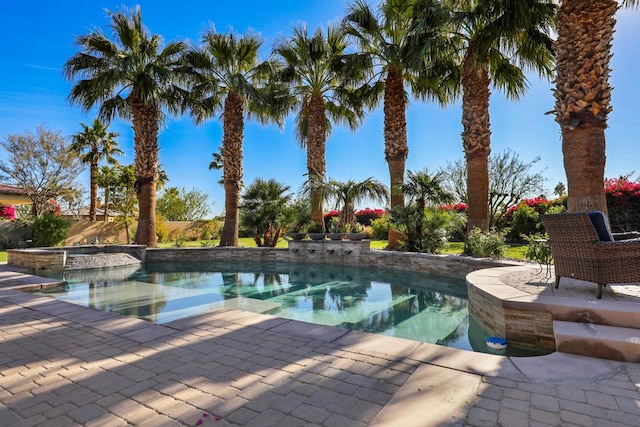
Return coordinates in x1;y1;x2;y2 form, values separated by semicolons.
541;212;640;299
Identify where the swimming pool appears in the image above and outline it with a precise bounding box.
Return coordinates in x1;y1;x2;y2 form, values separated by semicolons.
33;261;542;355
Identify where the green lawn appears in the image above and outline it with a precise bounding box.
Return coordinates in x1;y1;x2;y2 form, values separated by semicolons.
157;238;528;259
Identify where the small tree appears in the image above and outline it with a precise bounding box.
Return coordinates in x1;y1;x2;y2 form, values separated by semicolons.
240;178;292;247
157;187;212;221
440;149;546;229
0;126;82;216
110;165;138;243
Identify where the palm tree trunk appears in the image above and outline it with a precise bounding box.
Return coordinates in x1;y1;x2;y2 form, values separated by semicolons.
131;97;160;248
89;160;98;221
103;187;110;223
307;94;327;228
219;92;244;247
554;0;616;213
384;67;408;248
461;55;491;232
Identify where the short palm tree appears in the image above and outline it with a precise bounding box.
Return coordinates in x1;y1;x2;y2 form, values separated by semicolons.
273;24;368;230
403;168;454;238
70;119;122;221
448;0;556;233
343;0;458;247
187;29;286;246
310;177;389;230
554;0;637;213
64;7;191;247
241;178;292;247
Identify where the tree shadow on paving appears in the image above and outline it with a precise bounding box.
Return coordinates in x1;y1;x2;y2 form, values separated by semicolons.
0;291;432;426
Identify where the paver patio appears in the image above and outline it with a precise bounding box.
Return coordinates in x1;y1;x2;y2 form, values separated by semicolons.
0;266;639;426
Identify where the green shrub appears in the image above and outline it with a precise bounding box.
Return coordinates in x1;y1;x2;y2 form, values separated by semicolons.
370;215;390;240
507;205;540;242
199;220;222;240
389;207;463;254
155;215;169;243
466;228;507;259
31;213;71;247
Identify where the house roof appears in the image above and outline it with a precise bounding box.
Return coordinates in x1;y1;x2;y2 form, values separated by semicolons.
0;184;31;206
0;184;28;195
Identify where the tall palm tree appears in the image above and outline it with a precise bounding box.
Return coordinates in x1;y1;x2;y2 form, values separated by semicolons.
343;0;458;247
64;6;191;247
448;0;556;233
554;0;637;213
311;177;389;229
70;119;122;221
187;29;286;247
273;24;367;230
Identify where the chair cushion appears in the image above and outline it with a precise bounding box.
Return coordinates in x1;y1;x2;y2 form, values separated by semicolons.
588;211;614;242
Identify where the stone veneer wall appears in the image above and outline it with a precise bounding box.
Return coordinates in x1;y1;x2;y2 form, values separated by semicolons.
7;249;66;270
467;284;555;352
146;242;513;279
7;245;146;271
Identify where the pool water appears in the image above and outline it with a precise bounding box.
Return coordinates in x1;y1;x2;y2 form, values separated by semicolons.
33;261;542;356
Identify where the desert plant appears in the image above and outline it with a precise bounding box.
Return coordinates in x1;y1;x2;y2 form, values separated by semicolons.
466;228;506;259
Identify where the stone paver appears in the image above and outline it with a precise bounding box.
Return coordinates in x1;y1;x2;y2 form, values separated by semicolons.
0;264;638;426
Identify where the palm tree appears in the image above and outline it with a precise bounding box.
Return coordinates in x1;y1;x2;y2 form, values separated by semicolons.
449;0;555;232
187;29;286;247
342;0;458;247
70;119;122;221
240;178;292;247
273;24;367;230
554;0;637;213
64;6;191;247
403;168;454;238
310;177;388;230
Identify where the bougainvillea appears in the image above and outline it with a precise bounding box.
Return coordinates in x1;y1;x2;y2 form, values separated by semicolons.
355;208;386;225
605;178;640;231
439;203;468;213
0;205;16;221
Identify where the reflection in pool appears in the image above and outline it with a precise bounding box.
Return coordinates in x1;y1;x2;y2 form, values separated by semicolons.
33;261;543;356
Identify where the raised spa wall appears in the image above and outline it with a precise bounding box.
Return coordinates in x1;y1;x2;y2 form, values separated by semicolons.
7;245;146;271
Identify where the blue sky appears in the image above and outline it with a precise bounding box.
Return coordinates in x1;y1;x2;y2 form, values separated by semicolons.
1;2;638;216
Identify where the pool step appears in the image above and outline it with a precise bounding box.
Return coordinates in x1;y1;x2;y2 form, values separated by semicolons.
553;320;640;363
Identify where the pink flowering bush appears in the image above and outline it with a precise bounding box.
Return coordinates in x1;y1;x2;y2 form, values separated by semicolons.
605;178;640;231
0;205;16;221
439;203;468;213
355;207;386;225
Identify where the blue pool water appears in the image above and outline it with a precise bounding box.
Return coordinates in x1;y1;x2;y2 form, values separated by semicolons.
33;261;542;355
